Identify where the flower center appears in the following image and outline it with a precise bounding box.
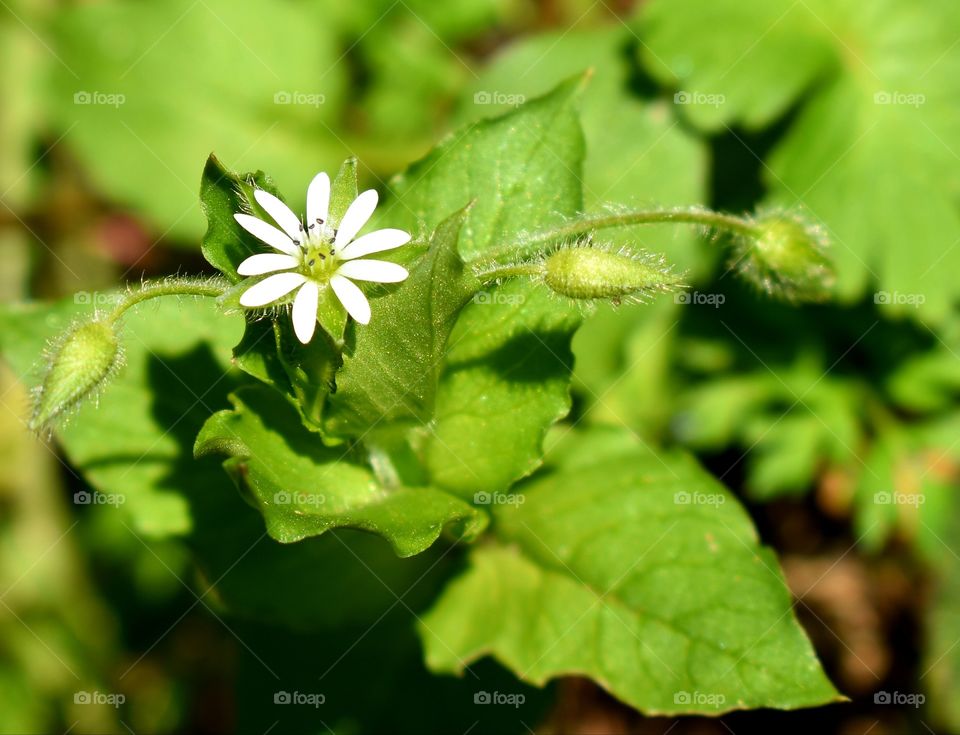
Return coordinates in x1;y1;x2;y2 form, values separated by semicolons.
297;221;339;282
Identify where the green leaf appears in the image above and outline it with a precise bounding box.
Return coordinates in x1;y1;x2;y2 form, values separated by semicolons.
200;154;277;284
328;157;360;230
195;384;487;555
852;418;959;555
458;26;707;272
324;206;475;437
49;0;348;240
638;0;960;322
271;319;342;430
887;345;960;413
381;77;587;496
456;28;707;441
0;297;414;630
1;296;243;536
675;353;862;501
420;426;841;714
572;299;684;434
640;1;835;131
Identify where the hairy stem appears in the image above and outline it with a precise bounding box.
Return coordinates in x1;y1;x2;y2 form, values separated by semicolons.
105;276;230;325
474;261;545;283
473;207;760;269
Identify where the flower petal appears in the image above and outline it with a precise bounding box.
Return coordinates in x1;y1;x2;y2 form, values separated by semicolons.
330;274;371;325
336;259;408;283
254;189;303;241
237;253;299;276
306;172;331;229
337;228;411;261
291;281;319;344
234;214;298;255
239;272;307;307
334;189;378;249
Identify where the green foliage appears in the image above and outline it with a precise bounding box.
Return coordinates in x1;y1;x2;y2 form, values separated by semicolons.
195;385;486;555
0;297;450;634
382;77;586;497
49;0;349;240
675;351;863;500
421;427;841;714
323;207;476;437
639;0;960;321
1;296;240;537
5;0;960;727
457;25;707;272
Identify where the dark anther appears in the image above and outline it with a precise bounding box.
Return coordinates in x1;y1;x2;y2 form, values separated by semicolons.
308;259;316;266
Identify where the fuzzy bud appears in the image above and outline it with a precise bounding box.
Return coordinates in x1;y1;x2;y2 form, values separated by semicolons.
30;319;123;430
735;212;834;302
542;246;683;302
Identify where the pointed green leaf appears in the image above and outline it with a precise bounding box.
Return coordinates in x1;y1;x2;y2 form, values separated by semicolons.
420;426;842;714
200;153;280;283
195;385;487;556
324;206;476;437
329;157;359;230
381;77;587;496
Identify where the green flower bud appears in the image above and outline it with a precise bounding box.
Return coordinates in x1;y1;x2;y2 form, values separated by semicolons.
542;246;683;302
30;319;124;431
735;211;834;302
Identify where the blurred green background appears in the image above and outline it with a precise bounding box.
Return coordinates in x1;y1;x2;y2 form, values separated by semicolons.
2;0;960;732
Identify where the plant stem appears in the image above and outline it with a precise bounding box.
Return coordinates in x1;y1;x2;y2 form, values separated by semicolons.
473;207;761;269
475;262;545;283
105;276;230;325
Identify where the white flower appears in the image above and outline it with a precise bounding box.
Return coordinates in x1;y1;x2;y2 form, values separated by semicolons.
234;172;411;343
